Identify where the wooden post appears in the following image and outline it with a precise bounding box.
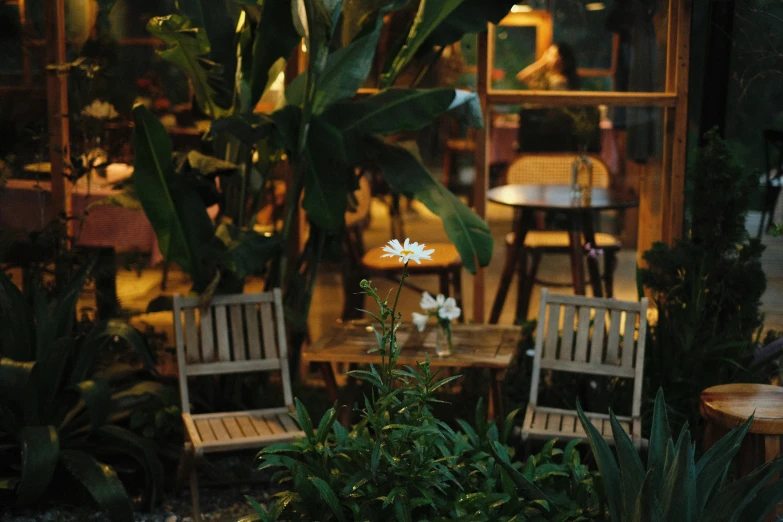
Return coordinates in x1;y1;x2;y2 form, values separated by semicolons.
44;0;70;220
473;29;490;324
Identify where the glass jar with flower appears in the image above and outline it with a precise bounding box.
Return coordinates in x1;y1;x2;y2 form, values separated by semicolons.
412;292;462;357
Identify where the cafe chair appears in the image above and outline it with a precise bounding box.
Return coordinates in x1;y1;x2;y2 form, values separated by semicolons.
502;153;622;320
758;129;783;237
172;289;304;522
521;289;648;449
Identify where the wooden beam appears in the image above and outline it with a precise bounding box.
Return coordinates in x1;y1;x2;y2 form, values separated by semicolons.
44;0;70;220
486;91;677;107
666;0;692;243
473;29;490;324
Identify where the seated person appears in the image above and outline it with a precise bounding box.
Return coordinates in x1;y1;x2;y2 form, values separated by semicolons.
516;43;581;91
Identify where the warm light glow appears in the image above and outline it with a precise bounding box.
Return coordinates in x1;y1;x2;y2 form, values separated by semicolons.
585;2;606;11
511;4;533;13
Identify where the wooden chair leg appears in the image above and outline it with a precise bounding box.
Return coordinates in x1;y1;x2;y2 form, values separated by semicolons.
490;239;519;324
439;270;450;298
604;250;617;298
514;251;529;323
176;442;194;493
451;267;464;323
190;462;201;522
519;252;542;322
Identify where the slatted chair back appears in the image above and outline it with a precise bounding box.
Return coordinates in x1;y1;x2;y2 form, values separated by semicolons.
530;289;648;420
172;289;293;414
507;153;610;187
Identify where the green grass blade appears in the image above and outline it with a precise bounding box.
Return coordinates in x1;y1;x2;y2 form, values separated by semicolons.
59;449;134;522
16;426;59;505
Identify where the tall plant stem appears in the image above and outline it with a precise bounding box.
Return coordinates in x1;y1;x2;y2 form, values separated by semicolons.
238;147;252;230
386;262;409;387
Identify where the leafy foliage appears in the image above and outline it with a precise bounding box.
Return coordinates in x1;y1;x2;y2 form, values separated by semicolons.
250;270;607;521
134;0;509;306
577;388;783;522
638;129;770;434
0;269;165;520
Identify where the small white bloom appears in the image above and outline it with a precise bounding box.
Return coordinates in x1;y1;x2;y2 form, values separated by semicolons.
412;312;429;332
381;238;434;264
420;292;446;311
438;297;461;321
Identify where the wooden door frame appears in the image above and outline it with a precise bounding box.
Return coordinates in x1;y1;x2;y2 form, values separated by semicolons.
472;0;692;322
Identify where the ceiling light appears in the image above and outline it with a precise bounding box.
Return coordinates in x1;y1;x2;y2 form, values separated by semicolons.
586;2;606;11
511;4;533;13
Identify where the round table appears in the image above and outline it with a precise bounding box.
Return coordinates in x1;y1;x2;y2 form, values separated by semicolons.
700;383;783;520
487;184;639;323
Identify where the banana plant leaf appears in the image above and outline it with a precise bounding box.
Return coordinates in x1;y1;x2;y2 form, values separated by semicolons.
381;0;465;88
148;14;232;119
246;0;300;106
368;139;492;273
425;0;517;46
131;104;216;290
323;88;481;139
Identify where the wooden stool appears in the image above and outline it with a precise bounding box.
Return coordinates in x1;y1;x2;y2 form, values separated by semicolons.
361;242;463;320
700;383;783;521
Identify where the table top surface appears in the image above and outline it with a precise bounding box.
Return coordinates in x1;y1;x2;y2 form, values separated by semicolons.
303;323;522;368
700;383;783;434
488;184;639;211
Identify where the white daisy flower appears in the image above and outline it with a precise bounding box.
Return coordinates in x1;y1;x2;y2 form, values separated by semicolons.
438;297;461;321
412;312;429;332
81;99;118;120
381;238;434;264
420;292;446;311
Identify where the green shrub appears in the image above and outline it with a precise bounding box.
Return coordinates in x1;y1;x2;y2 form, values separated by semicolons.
0;267;165;521
639;129;769;433
248;269;607;521
576;388;783;521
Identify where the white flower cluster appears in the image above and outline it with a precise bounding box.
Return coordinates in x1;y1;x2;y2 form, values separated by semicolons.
81;99;118;120
412;292;461;332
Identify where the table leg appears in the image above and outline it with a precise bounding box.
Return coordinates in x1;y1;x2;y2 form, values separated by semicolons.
764;435;782;522
581;210;604;298
488;370;504;421
490;208;534;324
319;362;339;403
567;214;586;295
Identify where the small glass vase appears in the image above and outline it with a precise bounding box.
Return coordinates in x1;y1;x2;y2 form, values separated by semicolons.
435;325;453;357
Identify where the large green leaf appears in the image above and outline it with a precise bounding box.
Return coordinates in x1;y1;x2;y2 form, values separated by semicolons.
247;0;300;106
737;479;783;522
0;271;33;360
286;17;382;114
35;338;73;412
697;455;783;522
176;0;239;86
608;412;645;521
147;14;231;119
59;450;134;522
369;139;492;273
107;381;166;425
426;0;515;46
220;230;284;279
380;0;464;88
61;380;111;434
659;427;696;522
632;468;665;522
694;414;753;511
71;320;157;384
576;400;623;521
301;116;350;231
16;426;59;505
647;388;672;497
132;105;216;290
211;113;277;145
324;88;481;138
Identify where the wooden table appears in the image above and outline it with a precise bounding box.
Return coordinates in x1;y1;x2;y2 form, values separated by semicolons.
303;322;522;422
488;184;639;324
701;383;783;521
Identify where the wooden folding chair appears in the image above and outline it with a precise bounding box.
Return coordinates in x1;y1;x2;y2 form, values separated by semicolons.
521;289;648;449
172;289;304;521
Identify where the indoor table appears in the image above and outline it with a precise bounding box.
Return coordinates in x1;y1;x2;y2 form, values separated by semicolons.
488;184;639;324
303;322;522;423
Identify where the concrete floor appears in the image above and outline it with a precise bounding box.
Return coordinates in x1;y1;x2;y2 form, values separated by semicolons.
108;199;783;356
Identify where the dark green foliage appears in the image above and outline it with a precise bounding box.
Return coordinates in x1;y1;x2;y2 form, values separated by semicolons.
250;273;607;521
639;129;768;433
0;269;165;520
577;388;783;522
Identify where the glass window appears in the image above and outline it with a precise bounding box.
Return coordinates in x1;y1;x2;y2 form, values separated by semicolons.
490;0;669;93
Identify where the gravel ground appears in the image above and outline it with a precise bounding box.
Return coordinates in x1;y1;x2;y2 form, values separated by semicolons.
1;455;277;522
